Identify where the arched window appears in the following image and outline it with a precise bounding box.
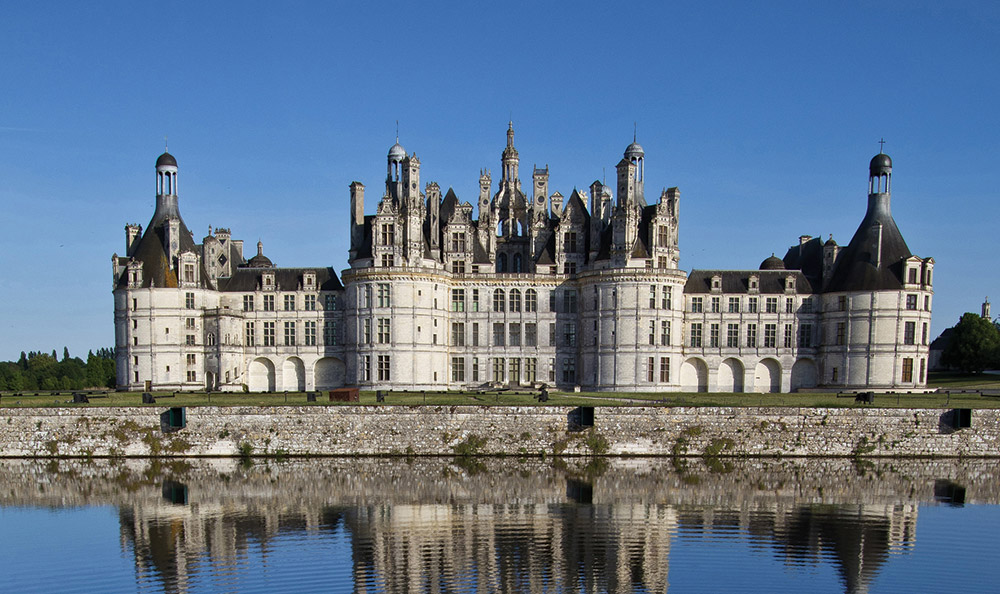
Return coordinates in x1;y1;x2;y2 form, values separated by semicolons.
493;289;505;312
525;289;537;312
497;253;508;273
513;253;523;272
509;289;521;312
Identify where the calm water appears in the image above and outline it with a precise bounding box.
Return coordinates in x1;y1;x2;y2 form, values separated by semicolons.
0;456;997;593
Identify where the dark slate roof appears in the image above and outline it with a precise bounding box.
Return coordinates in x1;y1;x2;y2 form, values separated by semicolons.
781;236;824;284
472;226;492;264
760;255;785;270
535;232;556;265
929;327;953;351
684;270;814;294
824;195;911;293
440;188;460;223
595;225;613;261
156;152;177;167
116;212;202;289
355;215;374;260
218;267;343;292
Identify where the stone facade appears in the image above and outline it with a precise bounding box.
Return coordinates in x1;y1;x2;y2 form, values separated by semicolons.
112;128;932;392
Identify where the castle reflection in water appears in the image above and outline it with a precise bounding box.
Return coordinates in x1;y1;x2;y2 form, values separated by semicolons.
5;457;994;593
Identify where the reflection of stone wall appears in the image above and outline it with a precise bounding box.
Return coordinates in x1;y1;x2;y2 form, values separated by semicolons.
2;458;995;594
2;406;1000;458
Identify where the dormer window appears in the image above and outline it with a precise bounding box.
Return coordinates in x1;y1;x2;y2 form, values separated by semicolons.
748;275;759;293
785;275;796;292
263;273;275;289
711;275;722;292
304;272;316;288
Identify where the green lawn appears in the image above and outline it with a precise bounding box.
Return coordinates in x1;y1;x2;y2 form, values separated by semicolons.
2;376;999;410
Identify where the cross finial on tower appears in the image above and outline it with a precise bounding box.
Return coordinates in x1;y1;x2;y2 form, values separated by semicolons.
878;138;886;153
164;135;168;152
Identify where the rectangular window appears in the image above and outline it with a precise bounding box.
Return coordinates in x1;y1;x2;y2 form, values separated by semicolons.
647;357;655;382
509;290;522;312
451;232;466;252
377;355;391;381
563;290;578;313
562;358;576;383
802;297;813;313
245;322;255;346
564;231;578;254
920;358;926;383
304;321;317;346
472;357;480;382
747;323;757;347
785;298;794;313
263;322;275;346
187;370;196;382
472;322;480;346
451;289;465;312
836;322;845;346
690;323;703;348
263;294;275;311
922;323;928;346
711;297;721;313
727;323;739;348
747;297;758;313
284;295;296;311
924;296;930;311
185;317;195;329
549;290;557;312
185;292;195;309
525;358;537;384
838;295;847;311
783;324;793;348
377;284;391;307
363;318;371;344
709;323;720;347
728;297;740;313
649;320;656;345
765;297;778;313
764;323;777;348
691;297;703;313
660;357;670;383
452;322;465;346
186;353;196;365
525;323;537;346
452;260;465;274
493;322;505;346
661;321;671;346
377;318;391;344
549;323;556;346
284;321;296;346
906;294;918;310
185;334;195;346
472;289;480;312
509;323;521;347
380;223;395;245
324;320;337;346
493;290;505;312
904;321;916;345
649;285;657;308
363;286;372;309
357;355;370;382
658;225;669;247
243;295;254;311
325;294;337;311
509;358;521;383
662;286;672;310
564;322;577;347
798;324;812;348
452;357;465;382
908;268;917;284
492;358;504;383
304;294;317;311
525;289;537;312
563;262;577;276
902;357;914;382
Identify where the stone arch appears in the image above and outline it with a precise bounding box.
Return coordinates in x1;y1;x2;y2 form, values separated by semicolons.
248;357;276;392
205;371;216;391
790;359;818;391
717;358;744;393
680;358;708;393
314;357;346;390
283;357;306;391
753;358;782;393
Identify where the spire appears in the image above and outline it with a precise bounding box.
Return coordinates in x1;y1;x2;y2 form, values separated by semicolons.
506;120;514;148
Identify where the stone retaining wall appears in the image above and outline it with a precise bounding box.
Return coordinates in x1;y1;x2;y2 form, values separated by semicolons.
1;405;998;458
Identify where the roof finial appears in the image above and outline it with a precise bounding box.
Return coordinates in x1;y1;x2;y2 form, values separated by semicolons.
878;137;886;153
395;120;399;143
633;122;637;143
164;135;168;152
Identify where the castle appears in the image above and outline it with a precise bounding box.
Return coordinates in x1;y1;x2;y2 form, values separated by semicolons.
112;125;933;393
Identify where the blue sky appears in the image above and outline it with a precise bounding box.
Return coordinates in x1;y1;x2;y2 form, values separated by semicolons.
1;1;997;359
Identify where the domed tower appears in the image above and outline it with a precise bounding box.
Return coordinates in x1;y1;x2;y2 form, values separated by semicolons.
501;120;519;183
869;152;891;195
616;133;646;208
386;137;406;203
153;150;181;222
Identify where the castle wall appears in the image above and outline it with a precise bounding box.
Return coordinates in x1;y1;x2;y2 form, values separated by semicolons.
3;405;997;458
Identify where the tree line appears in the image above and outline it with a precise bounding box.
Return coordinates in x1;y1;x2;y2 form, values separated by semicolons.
0;348;116;391
941;313;1000;374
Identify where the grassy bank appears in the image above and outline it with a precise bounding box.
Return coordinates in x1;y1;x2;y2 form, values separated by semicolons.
2;371;999;409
